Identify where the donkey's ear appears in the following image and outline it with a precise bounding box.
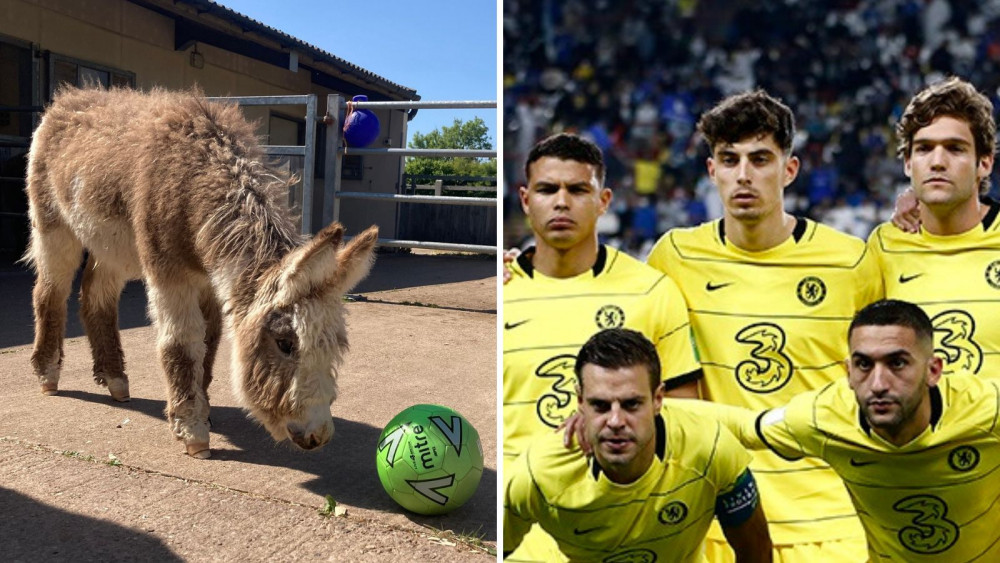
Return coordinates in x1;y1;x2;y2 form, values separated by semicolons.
275;223;345;305
331;225;379;293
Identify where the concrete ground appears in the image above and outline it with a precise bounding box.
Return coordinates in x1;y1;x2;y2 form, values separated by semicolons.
0;249;497;561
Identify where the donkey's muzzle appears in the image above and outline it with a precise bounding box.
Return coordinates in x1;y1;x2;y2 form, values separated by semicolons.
287;418;333;450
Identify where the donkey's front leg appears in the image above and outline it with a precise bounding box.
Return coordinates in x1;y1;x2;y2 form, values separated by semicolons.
148;282;211;459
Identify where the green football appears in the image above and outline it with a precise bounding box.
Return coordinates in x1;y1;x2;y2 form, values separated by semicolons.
376;404;484;515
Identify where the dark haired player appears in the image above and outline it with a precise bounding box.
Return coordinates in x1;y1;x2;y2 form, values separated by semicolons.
503;133;701;561
505;329;770;562
672;299;1000;561
645;90;881;561
871;77;1000;379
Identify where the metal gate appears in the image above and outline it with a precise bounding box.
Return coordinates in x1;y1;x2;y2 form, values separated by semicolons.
323;96;497;255
212;95;497;255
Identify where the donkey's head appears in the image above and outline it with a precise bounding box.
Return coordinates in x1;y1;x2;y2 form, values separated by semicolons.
231;223;378;450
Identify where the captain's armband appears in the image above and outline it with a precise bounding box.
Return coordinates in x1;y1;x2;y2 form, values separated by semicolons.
714;469;759;527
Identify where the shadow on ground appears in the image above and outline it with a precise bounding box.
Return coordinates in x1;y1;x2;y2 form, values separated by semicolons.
0;267;150;349
58;389;497;541
0;487;182;562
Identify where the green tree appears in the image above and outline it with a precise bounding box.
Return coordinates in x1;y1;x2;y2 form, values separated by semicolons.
405;117;497;188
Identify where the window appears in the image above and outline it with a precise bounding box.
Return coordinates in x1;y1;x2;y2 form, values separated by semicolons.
47;53;134;98
0;39;35;142
342;154;363;180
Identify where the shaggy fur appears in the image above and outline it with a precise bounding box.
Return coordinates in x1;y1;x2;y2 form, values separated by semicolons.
25;86;378;457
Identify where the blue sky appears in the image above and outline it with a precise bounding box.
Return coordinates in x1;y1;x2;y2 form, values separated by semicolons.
217;0;497;148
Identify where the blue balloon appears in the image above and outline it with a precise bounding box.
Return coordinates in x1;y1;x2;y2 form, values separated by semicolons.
343;95;381;147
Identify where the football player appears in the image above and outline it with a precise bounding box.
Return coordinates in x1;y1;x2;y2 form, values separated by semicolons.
503;133;702;561
505;329;770;562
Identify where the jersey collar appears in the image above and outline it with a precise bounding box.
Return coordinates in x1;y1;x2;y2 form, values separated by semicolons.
858;385;943;437
516;244;608;279
981;196;1000;230
589;413;666;481
718;216;807;245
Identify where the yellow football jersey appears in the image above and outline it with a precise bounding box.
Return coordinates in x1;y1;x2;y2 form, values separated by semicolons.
747;374;1000;561
503;245;700;476
504;408;752;562
646;218;882;546
868;204;1000;377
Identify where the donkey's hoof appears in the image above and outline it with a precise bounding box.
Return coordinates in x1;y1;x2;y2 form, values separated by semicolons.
40;383;58;396
107;379;130;402
186;443;211;459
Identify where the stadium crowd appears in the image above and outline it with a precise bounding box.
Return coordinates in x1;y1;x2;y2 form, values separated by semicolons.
502;0;1000;255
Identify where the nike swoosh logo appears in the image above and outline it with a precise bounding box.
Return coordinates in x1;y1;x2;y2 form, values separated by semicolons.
573;526;604;535
706;281;733;291
899;273;923;283
849;458;876;467
504;319;530;330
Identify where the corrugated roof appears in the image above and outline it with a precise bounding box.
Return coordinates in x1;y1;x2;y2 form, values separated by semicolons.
174;0;418;99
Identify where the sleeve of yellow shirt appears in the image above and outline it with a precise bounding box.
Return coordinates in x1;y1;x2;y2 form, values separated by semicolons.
651;275;701;383
503;445;538;554
665;388;826;462
862;231;886;303
662;398;764;450
646;232;672;274
709;420;754;494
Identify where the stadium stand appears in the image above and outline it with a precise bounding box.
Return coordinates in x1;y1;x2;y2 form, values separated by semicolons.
503;0;1000;255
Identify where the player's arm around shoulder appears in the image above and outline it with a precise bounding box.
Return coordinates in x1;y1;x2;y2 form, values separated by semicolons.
751;387;831;461
707;415;772;562
661;399;763;449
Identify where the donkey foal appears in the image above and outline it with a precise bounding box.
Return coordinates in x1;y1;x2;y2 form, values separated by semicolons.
25;86;377;458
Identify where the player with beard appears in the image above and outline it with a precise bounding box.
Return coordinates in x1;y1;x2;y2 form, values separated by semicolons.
667;299;1000;561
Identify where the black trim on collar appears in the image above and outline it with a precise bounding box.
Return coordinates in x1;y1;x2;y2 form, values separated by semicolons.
655;412;666;460
592;244;608;276
792;216;807;242
859;386;943;436
982;198;1000;230
718;217;807;244
516;247;536;278
590;414;666;481
516;245;608;279
929;385;942;429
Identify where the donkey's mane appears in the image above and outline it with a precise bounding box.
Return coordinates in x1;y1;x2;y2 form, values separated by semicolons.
187;94;304;273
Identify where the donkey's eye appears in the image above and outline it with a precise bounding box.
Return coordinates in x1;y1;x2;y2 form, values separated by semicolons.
275;338;295;356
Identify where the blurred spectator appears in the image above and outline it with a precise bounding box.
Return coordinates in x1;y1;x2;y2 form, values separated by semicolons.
503;0;1000;251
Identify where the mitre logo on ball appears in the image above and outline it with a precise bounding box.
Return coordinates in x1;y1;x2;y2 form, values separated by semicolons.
376;404;484;515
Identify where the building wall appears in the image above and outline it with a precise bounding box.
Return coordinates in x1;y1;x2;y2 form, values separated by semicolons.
0;0;406;238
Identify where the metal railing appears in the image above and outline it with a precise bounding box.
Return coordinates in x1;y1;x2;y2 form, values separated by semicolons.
323;95;497;254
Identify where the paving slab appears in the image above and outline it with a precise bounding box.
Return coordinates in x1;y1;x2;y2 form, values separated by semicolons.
0;250;498;561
